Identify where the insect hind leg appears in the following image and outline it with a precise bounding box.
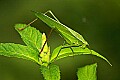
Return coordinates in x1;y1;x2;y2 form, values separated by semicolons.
54;45;80;61
44;10;60;22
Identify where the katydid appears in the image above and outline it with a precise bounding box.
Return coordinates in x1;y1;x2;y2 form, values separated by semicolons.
33;11;90;59
34;11;88;48
16;10;112;66
18;10;89;58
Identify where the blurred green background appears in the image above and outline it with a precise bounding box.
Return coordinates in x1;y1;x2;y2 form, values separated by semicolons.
0;0;119;80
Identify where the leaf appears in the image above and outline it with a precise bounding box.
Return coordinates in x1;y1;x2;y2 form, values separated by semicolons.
50;45;112;66
40;33;49;58
0;43;39;63
40;33;51;67
15;24;42;52
41;64;60;80
90;50;112;66
77;63;97;80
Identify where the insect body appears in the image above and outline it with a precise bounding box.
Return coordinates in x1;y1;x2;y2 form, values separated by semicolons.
19;10;89;59
34;11;88;48
33;11;90;59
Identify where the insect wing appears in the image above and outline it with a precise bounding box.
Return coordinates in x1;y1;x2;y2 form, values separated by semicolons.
65;26;88;45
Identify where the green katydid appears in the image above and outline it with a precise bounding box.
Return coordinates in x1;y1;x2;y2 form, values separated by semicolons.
33;11;88;47
16;10;112;66
33;11;89;57
19;10;88;47
17;11;112;66
18;10;89;58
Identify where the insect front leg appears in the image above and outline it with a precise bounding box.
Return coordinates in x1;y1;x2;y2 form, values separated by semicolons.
39;10;60;54
18;10;57;30
18;18;38;30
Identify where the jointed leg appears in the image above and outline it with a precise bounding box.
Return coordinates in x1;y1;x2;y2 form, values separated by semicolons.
44;10;60;22
39;10;60;54
18;10;59;30
54;44;80;61
39;28;53;54
18;18;38;30
18;10;59;54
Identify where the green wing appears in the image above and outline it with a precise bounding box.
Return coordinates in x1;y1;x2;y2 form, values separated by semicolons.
65;26;88;45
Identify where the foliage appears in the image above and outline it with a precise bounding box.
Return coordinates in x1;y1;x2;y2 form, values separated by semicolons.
0;11;112;80
77;63;97;80
41;64;60;80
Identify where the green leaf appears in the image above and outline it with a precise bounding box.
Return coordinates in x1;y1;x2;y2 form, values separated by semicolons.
40;33;51;67
41;64;60;80
77;63;97;80
50;45;112;66
15;24;42;52
0;43;39;63
90;50;112;66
